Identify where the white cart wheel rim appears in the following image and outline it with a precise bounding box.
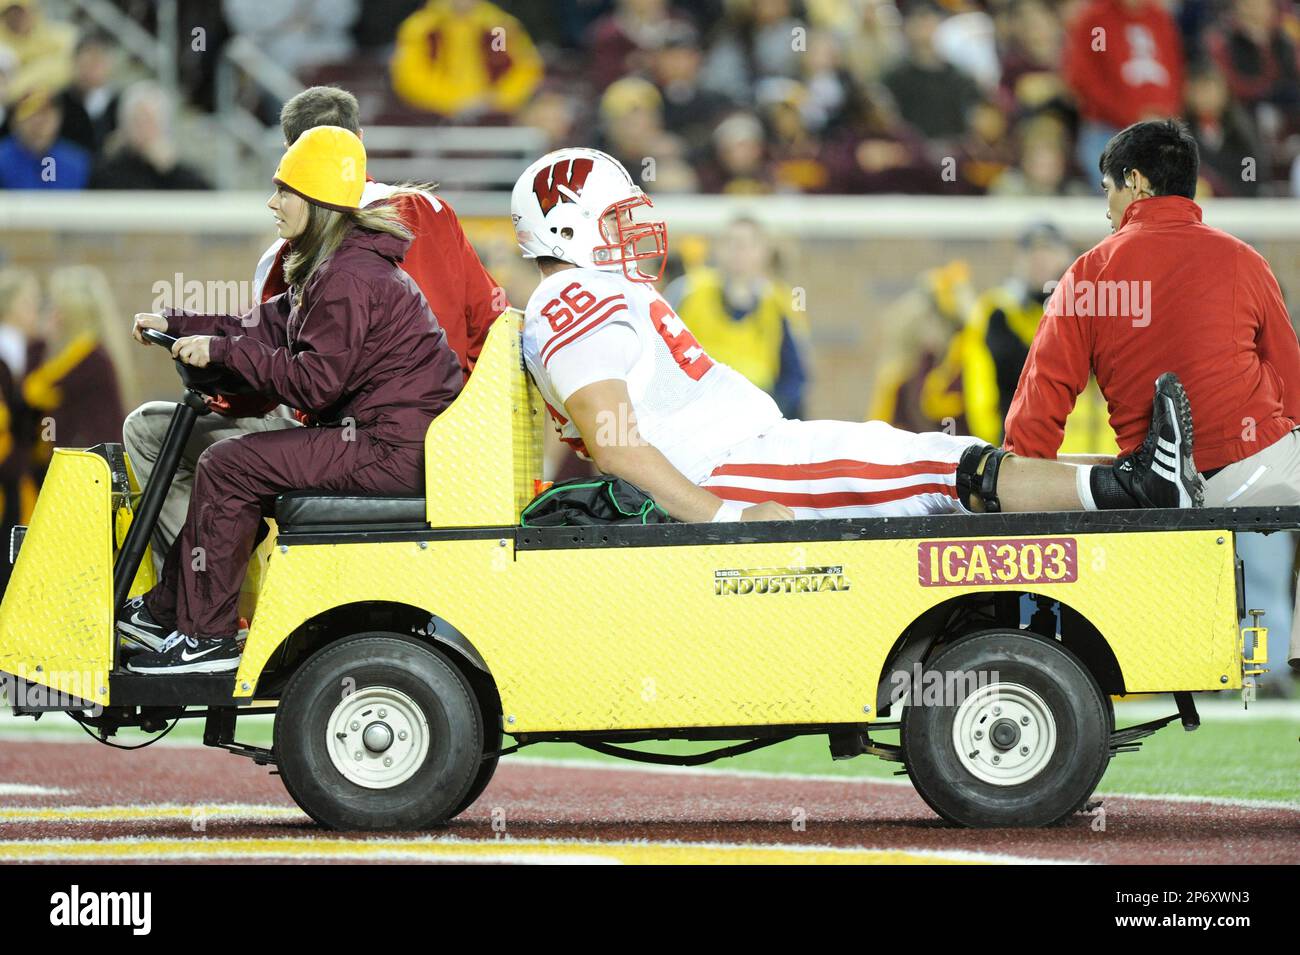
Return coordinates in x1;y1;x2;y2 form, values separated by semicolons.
326;686;431;790
950;681;1057;786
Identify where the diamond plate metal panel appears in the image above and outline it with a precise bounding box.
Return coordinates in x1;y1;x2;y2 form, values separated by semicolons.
423;311;542;528
0;451;113;705
236;529;1241;731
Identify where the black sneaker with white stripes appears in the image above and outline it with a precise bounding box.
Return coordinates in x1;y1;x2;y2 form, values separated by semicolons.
1114;372;1205;508
125;632;242;674
116;596;172;652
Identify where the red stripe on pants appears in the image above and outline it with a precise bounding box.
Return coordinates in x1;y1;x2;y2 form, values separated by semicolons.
705;482;958;509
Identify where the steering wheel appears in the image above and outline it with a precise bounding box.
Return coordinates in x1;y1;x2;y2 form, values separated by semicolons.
140;327;259;397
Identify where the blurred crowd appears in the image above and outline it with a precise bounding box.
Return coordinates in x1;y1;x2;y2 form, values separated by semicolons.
472;0;1300;197
0;0;209;189
3;0;1300;195
486;0;1300;197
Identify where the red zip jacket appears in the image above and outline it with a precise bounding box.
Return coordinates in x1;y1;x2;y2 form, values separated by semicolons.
1004;196;1300;472
168;225;463;449
1063;0;1185;129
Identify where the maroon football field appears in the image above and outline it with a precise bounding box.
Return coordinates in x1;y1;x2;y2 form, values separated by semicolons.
1;735;1296;865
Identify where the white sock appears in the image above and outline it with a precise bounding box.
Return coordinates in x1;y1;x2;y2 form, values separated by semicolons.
1076;465;1098;511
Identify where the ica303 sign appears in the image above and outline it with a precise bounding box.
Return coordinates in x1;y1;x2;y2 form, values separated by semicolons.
918;538;1078;587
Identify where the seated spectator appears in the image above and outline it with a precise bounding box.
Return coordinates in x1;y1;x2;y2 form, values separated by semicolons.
820;84;940;193
1207;0;1300;123
955;99;1016;193
838;0;906;87
989;115;1089;196
997;0;1068;115
390;0;543;119
25;265;129;482
1063;0;1185;171
0;0;73;95
882;1;983;142
703;0;807;95
933;4;1000;92
595;76;682;184
517;87;578;152
55;30;121;156
650;20;735;162
668;215;810;418
88;82;210;190
757;78;830;192
1184;61;1263;196
698;111;773;194
588;0;681;92
0;87;90;189
797;27;854;134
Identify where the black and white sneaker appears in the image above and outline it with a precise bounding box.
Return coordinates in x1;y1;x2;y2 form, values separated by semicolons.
125;632;242;674
1114;372;1205;508
116;596;172;652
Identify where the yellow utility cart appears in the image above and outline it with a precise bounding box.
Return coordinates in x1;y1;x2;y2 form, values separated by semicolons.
0;314;1283;828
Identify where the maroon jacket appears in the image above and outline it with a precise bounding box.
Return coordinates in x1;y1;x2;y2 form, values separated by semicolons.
166;226;462;449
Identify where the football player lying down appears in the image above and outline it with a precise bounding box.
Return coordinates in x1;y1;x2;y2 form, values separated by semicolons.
511;149;1204;523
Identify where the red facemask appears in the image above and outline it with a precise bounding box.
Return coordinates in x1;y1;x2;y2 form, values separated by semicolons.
593;194;668;283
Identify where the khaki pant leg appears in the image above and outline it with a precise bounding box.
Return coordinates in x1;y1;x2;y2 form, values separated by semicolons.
121;402;298;577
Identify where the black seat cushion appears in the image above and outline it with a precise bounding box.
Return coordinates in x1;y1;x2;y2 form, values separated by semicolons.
275;491;427;532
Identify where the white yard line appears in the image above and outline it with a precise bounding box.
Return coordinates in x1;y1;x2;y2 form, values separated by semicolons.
0;784;72;797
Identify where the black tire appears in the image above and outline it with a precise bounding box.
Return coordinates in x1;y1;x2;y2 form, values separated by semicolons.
900;629;1110;828
451;724;501;819
274;633;483;831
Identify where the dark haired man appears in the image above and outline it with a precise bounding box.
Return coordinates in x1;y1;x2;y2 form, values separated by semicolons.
119;86;504;631
1005;119;1300;672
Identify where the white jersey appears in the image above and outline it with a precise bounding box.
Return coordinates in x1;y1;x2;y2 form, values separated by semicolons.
523;267;783;483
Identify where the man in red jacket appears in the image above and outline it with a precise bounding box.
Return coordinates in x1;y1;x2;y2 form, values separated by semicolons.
1063;0;1185;171
123;86;504;573
1005;119;1300;671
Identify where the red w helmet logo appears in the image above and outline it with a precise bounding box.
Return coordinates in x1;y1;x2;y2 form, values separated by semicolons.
532;158;595;215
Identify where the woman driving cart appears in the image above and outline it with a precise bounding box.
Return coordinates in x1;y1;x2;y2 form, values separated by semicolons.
118;126;463;674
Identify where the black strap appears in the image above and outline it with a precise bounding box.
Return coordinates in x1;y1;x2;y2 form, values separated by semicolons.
577;737;792;767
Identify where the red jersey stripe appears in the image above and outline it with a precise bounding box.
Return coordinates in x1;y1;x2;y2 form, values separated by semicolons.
539;293;624;363
707;482;959;508
543;399;569;425
542;301;630;367
708;458;959;481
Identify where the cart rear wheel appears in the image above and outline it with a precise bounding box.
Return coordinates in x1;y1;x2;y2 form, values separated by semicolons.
275;633;482;831
900;629;1110;828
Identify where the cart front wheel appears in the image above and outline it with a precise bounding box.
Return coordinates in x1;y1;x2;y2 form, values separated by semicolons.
275;634;483;831
901;629;1110;828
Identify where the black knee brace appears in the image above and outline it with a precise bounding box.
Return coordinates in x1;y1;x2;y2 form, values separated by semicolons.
956;444;1010;513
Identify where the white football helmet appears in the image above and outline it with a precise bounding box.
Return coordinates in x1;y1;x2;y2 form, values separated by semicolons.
511;147;668;283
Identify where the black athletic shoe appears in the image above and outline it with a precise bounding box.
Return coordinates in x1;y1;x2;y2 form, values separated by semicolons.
1114;373;1205;508
125;633;242;675
116;596;172;652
